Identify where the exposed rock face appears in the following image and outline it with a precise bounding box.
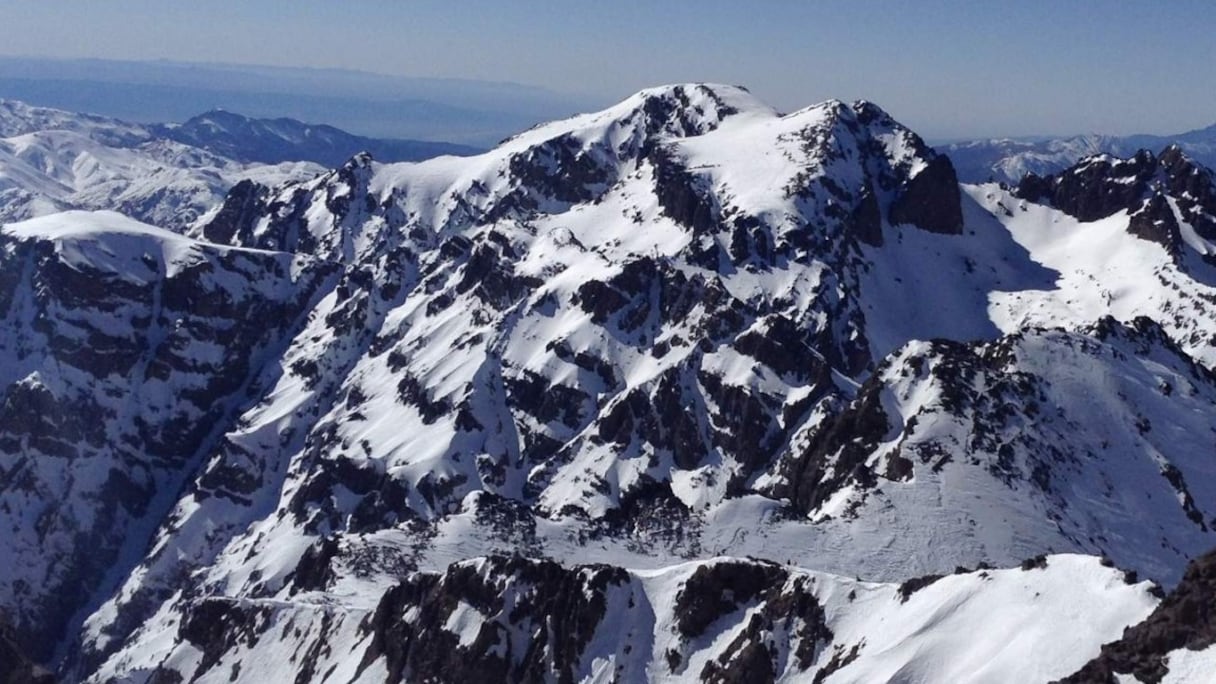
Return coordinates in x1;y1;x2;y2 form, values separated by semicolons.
358;557;630;684
109;554;1161;684
1059;549;1216;683
1014;145;1216;254
1016;150;1159;222
0;617;55;684
889;154;964;234
1160;144;1216;242
200;178;270;245
6;85;1216;682
0;213;335;663
1127;192;1182;254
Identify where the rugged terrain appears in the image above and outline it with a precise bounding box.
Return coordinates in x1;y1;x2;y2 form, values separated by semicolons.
942;123;1216;184
3;84;1216;682
0;100;478;231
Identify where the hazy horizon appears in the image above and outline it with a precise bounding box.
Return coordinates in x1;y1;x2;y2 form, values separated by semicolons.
2;1;1215;140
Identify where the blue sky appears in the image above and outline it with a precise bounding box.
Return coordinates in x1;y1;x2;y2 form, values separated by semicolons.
2;0;1214;139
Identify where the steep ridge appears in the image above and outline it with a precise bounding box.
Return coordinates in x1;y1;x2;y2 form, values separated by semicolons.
95;554;1158;684
1060;548;1216;683
1014;146;1216;259
0;212;337;662
4;84;1216;680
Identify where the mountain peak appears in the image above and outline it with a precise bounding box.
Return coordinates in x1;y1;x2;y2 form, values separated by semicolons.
499;82;771;154
14;90;1216;682
850;98;897;125
625;82;767;115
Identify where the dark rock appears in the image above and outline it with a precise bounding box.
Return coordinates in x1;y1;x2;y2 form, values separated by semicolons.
355;556;629;684
1017;150;1157;222
287;536;341;594
849;185;883;246
1127;193;1181;253
178;598;272;678
1057;547;1216;683
680;563;835;683
1020;555;1049;571
776;379;891;514
502;133;612;209
890;154;964;235
650;146;718;233
201;178;269;245
674;561;787;638
884;454;915;482
1015;172;1055;204
0;617;55;684
897;573;945;602
1010;144;1216;260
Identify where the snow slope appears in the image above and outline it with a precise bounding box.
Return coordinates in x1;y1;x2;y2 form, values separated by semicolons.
0;126;319;229
4;85;1216;682
88;554;1159;684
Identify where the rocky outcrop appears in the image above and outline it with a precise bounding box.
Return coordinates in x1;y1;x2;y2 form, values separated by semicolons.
0;216;334;662
1015;150;1158;222
0;617;55;684
201;178;269;245
1127;192;1182;253
356;557;630;684
1015;145;1216;255
1059;548;1216;683
889;154;964;234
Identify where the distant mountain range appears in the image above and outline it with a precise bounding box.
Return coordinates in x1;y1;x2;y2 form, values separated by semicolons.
152;109;481;167
0;99;479;230
942;123;1216;183
0;56;602;146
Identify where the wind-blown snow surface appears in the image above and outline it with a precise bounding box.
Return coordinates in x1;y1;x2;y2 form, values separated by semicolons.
5;84;1216;682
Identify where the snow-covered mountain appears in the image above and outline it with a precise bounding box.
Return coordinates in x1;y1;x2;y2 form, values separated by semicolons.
5;84;1216;682
0;100;323;230
942;123;1216;184
0;100;480;231
153;109;482;167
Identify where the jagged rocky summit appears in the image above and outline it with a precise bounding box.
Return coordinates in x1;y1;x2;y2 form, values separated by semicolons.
3;84;1216;682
